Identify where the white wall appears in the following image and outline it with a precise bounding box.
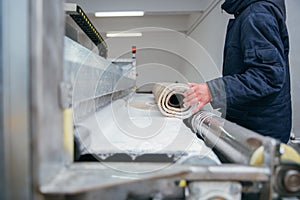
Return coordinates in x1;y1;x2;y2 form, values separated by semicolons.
287;0;300;137
179;5;230;83
183;0;300;137
106;31;189;88
106;29;215;87
187;4;229;71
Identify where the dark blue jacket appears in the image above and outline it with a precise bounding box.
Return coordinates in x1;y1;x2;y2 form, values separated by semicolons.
207;0;291;143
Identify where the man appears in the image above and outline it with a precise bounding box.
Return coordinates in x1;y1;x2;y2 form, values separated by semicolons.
183;0;291;143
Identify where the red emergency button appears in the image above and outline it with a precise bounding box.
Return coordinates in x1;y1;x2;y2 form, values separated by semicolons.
132;46;136;53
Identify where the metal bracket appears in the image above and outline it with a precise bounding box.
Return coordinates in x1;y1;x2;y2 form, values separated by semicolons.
59;82;73;109
64;3;107;58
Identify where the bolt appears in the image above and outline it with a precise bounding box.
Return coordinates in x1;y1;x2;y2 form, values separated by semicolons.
284;170;300;193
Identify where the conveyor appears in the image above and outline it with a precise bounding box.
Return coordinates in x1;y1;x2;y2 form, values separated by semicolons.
75;93;220;166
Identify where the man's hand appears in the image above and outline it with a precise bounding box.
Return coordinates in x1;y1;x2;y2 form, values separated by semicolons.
183;83;212;113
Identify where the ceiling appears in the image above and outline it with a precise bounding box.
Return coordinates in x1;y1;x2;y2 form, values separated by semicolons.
66;0;212;14
65;0;218;34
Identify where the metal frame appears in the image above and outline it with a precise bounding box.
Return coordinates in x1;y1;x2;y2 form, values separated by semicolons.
1;0;32;199
40;163;270;195
0;0;74;200
0;1;4;199
29;1;65;199
65;3;108;58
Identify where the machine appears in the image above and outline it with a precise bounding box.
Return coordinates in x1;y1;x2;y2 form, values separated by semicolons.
51;4;300;199
1;1;299;199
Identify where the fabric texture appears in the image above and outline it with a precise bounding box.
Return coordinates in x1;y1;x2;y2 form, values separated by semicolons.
207;0;291;143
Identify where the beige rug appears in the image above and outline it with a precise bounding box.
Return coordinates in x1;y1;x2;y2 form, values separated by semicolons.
152;82;194;118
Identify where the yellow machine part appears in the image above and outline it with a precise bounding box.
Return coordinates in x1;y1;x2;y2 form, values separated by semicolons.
250;144;300;166
177;180;187;188
63;108;74;159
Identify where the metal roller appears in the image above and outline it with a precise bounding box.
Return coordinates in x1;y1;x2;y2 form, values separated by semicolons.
183;111;267;164
183;110;300;197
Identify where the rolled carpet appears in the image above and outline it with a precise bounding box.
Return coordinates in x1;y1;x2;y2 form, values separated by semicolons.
152;82;194;119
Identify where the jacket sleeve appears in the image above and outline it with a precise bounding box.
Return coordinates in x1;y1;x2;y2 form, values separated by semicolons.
207;11;286;109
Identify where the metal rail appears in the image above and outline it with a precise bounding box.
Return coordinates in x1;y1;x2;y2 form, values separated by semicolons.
40;163;270;195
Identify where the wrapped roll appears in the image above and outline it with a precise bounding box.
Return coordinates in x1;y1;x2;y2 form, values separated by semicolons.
152;82;194;118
